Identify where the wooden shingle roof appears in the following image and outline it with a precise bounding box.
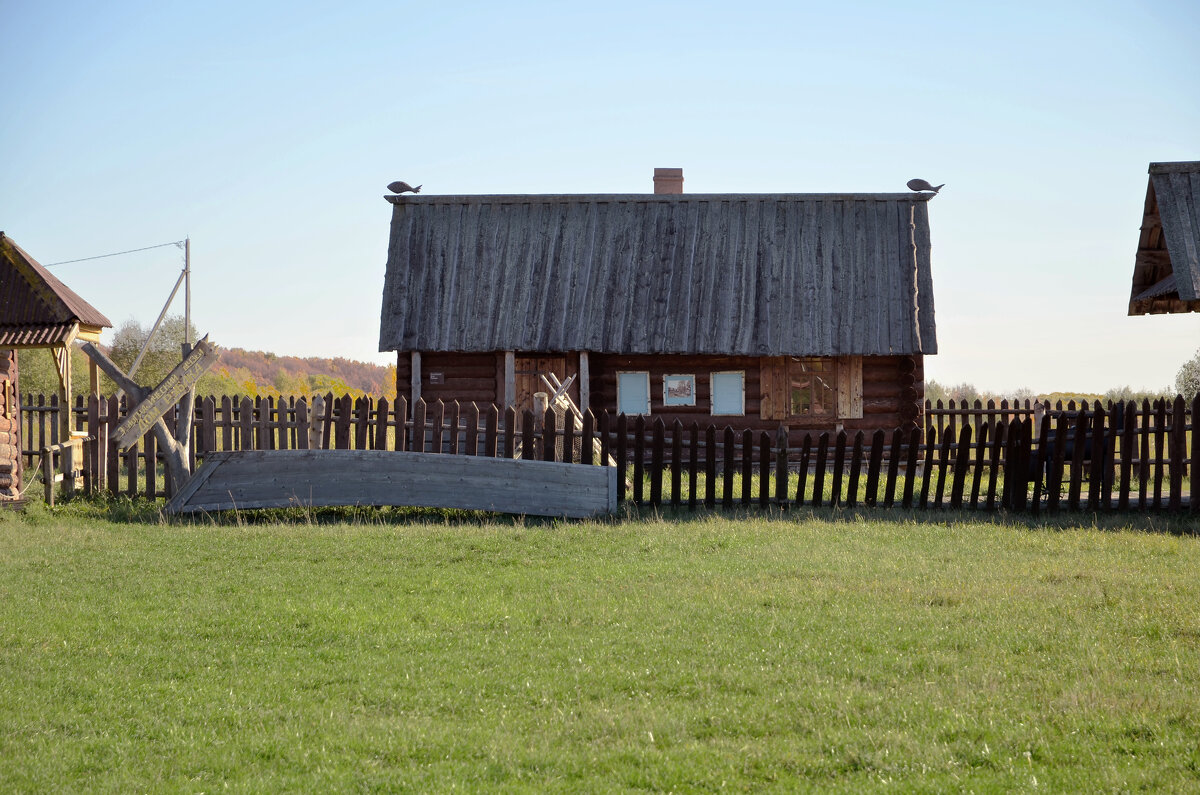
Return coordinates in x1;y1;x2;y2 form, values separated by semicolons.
0;232;112;347
379;192;937;357
1128;161;1200;315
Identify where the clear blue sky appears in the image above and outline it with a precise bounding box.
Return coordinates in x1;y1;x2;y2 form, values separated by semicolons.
3;0;1198;394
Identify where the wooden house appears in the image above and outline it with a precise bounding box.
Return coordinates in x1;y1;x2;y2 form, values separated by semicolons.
1;232;112;506
1128;161;1200;316
378;169;937;444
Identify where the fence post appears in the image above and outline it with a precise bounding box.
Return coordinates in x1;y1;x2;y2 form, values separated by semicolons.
615;414;627;503
1191;394;1199;516
543;407;557;463
740;428;753;506
704;425;717;510
775;426;789;507
1170;395;1185;511
846;431;864;509
794;433;811;506
670;419;683;508
650;418;664;507
722;426;735;509
884;429;902;508
812;432;829;508
951;424;972;509
633;416;645;503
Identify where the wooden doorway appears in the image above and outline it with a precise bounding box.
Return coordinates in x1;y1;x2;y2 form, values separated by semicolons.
514;356;567;414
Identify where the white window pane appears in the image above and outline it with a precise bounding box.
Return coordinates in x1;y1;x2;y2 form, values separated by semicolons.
618;372;650;415
711;372;744;415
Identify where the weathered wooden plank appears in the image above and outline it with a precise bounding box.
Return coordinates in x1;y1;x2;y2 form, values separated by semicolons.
485;404;499;458
757;431;771;508
1153;400;1166;509
688;422;699;511
986;420;1004;511
239;397;253;451
670;419;683;508
722;426;735;509
170;449;617;518
774;427;788;507
615;413;627;502
1169;395;1185;511
970;422;988;509
704;424;717;510
846;431;863;508
933;426;952;508
1029;416;1048;515
1087;407;1105;511
812;432;829;507
650;419;664;507
741;429;753;506
1118;402;1134;510
830;431;847;507
902;428;919;509
883;429;901;508
950;424;971;509
919;427;935;510
864;429;884;507
413;399;428;453
109;338;219;450
633;416;645;503
1192;394;1200;516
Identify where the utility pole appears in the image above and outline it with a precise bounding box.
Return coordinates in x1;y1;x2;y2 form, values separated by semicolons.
184;237;191;348
178;236;195;462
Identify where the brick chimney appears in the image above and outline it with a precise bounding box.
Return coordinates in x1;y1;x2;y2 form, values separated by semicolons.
653;167;683;195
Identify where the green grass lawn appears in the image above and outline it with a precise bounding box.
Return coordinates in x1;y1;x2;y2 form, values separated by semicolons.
2;501;1199;792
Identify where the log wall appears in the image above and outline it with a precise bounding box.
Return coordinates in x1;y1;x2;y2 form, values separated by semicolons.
394;351;923;443
0;350;21;502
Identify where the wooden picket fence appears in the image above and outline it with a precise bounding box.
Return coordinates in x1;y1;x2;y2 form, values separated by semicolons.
19;392;1200;514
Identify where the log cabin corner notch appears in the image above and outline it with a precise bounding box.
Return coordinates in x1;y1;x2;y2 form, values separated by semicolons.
378;169;938;442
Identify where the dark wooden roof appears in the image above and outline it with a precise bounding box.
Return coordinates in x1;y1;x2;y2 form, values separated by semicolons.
379;192;937;357
1128;161;1200;315
0;232;112;347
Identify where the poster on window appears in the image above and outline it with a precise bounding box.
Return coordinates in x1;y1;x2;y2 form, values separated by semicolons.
662;374;696;406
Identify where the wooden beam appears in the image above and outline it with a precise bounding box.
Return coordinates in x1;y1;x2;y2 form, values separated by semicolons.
410;351;421;405
504;351;516;409
578;351;590;413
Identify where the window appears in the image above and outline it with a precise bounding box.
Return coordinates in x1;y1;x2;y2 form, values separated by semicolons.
789;358;836;417
662;374;696;406
617;371;650;415
759;356;862;421
711;371;745;415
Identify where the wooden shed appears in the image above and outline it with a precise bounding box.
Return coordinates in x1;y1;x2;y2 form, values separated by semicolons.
1128;161;1200;315
378;170;938;444
1;232;112;506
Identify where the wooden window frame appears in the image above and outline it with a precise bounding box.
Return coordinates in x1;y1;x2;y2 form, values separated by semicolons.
710;371;746;416
616;371;651;416
662;374;696;407
789;357;838;419
759;356;863;421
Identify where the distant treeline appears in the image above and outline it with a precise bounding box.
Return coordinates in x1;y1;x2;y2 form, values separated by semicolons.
15;315;395;399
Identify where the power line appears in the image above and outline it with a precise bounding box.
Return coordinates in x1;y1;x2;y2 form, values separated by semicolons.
45;240;186;267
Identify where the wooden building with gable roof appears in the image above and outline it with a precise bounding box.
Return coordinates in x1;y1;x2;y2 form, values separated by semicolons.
378;169;938;443
1128;161;1200;316
1;232;112;505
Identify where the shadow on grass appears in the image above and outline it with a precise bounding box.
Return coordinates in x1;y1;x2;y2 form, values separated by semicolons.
12;478;1198;537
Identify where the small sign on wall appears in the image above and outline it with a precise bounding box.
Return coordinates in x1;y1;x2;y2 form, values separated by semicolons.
663;374;696;406
429;372;445;384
